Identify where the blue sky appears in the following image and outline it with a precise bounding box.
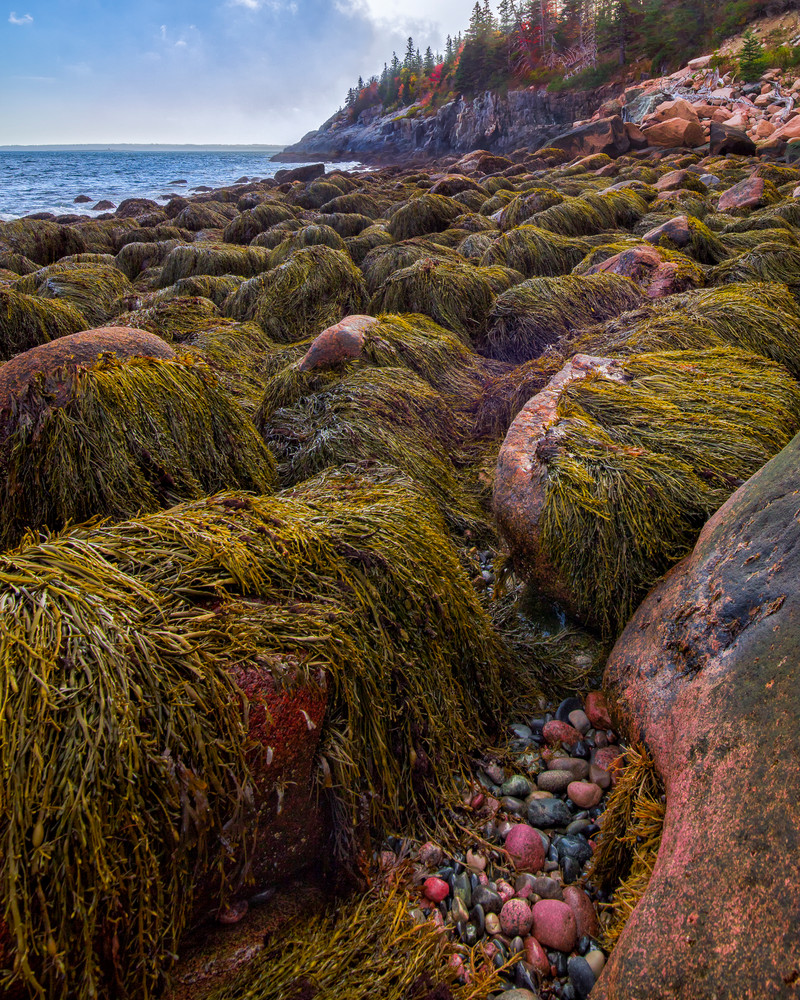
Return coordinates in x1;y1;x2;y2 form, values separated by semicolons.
1;0;472;144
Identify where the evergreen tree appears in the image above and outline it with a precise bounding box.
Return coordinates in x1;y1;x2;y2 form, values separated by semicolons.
445;34;454;62
739;28;766;82
424;46;435;74
498;0;516;32
468;2;484;39
404;36;415;67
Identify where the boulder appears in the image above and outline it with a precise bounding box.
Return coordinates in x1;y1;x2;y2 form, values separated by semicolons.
539;116;631;160
641;215;693;249
595;430;800;1000
0;326;175;410
709;122;757;156
648;99;701;126
641;117;705;148
582;244;703;298
297;315;378;371
624;90;672;125
717;176;770;212
274;163;326;183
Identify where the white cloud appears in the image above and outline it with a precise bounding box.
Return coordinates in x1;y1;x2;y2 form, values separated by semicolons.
8;11;33;25
336;0;468;36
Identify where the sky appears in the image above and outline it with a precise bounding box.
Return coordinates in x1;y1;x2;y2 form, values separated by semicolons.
0;0;473;145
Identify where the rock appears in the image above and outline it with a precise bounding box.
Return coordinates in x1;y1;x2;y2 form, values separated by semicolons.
295;315;377;371
422;877;450;903
595;431;800;999
274;163;326;183
527;798;573;829
472;884;503;914
709;122;757;156
562;885;600;940
641;117;705;148
494;354;627;618
584;691;612;730
506;823;546;872
687;54;712;69
531;899;578;953
0;327;174;410
641;214;694;249
525;934;551;978
73;195;92;204
524;876;564;901
585;949;606;978
556;835;592;867
567;709;591;734
540;116;631;160
547;757;590;780
485;912;502;935
497;991;538;1000
568;955;597;999
537;769;573;794
717;176;770;212
92;200;115;211
648;98;701;126
583;244;702;299
542;720;582;748
417;841;444;867
501;898;534;937
567;781;603;809
624;122;648;150
753;120;776;138
624;90;672;125
589;764;611;789
502;774;533;798
654;168;696;192
592;746;623;773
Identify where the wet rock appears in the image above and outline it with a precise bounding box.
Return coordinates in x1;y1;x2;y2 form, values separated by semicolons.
568;955;597;999
717;176;772;212
501;898;534;937
542;720;582;748
641;117;704;148
506;823;546;872
541;116;631;160
525;934;551;978
562;885;600;940
296;315;377;371
472;885;503;914
537;770;573;794
502;774;533;798
567;781;603;809
274;163;326;183
597;431;800;999
547;757;590;780
531;899;578;953
422;877;449;903
584;692;612;730
73;195;92;204
528;798;573;829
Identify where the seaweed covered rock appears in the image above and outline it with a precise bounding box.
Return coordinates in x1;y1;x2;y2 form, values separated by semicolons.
0;287;86;360
114;239;184;280
0;218;85;265
116;296;229;341
222;202;296;244
266;224;347;267
387;193;463;241
494;349;800;635
224;246;368;342
360;239;464;296
481;226;591;278
0;470;513;998
579;244;705;298
256;366;485;535
541;116;631;160
158;243;272;286
483;274;643;363
17;262;133;328
596;431;800;1000
0;354;276;545
369;257;495;344
641;215;727;264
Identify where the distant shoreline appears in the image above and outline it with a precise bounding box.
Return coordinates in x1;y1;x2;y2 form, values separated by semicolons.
0;144;288;153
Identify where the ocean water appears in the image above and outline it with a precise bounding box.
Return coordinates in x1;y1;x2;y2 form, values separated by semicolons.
0;147;362;221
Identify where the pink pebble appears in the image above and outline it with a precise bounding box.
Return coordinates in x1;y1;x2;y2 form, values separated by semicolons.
500;898;534;937
585;690;613;730
531;899;578;953
542;719;582;748
505;823;545;873
478;872;490;885
592;746;624;773
562;885;600;939
568;780;603;809
417;841;444;867
496;878;516;902
524;935;551;978
422;876;449;903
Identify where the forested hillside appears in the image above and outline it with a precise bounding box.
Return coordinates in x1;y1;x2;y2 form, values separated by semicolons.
343;0;799;117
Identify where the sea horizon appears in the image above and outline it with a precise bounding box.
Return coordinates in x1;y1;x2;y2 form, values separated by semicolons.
0;143;289;152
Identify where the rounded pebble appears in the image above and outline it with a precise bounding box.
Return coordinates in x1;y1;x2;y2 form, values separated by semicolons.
524;933;551;977
531;899;578;952
548;756;590;779
501;898;534;937
542;720;582;748
537;769;573;793
417;841;444;867
584;691;613;730
422;877;449;903
502;774;533;798
568;955;597;999
567;780;603;809
562;885;601;939
568;709;591;734
585;948;606;977
485;911;501;935
506;823;546;872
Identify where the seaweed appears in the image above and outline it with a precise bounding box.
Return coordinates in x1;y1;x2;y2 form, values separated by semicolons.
0;355;277;545
480;225;592;278
0;287;86;361
116;296;228;341
387;194;463;241
482;273;643;363
369;258;495;345
224;246;368;343
537;349;800;634
158;244;272;286
16;263;132;328
267;225;347;267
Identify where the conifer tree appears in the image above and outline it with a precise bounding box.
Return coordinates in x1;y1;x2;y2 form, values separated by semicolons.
739;28;766;82
424;46;435;73
404;36;415;67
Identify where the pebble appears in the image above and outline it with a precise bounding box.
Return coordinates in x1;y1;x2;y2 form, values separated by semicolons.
466;848;486;871
592;746;624;772
584;691;612;730
548;756;590;779
555;697;583;722
531;899;578;953
567;955;597;999
484;763;505;784
422;877;449;903
524;933;551;977
417;841;443;867
589;763;612;789
585;948;607;977
510;723;534;742
502;774;533;798
485;911;501;935
527;797;573;828
501;795;528;816
496;879;516;902
568;709;591;734
537;769;573;794
542;720;582;748
567;781;603;809
497;991;537;1000
505;822;546;872
472;884;502;913
451;896;469;923
563;885;601;939
556;835;593;867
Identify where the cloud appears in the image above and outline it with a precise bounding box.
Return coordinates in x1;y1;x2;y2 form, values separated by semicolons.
8;11;33;25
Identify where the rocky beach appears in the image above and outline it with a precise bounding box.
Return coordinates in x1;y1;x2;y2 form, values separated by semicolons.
3;12;800;1000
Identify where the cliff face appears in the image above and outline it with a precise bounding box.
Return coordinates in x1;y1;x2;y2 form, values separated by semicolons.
275;88;603;163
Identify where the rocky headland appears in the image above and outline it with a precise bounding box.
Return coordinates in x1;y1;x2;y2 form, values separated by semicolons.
2;30;800;1000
